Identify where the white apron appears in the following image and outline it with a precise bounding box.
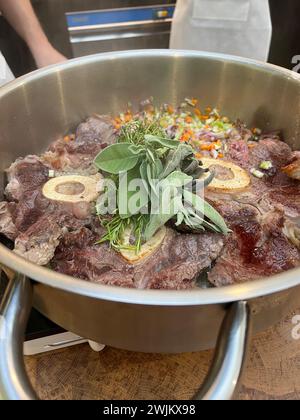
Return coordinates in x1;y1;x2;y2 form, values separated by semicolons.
0;51;14;86
170;0;272;62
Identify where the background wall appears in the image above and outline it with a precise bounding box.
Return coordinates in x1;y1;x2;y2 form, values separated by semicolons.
268;0;300;70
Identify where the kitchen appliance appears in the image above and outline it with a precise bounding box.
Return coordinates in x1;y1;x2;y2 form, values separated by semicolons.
0;50;300;400
67;3;176;57
2;0;300;75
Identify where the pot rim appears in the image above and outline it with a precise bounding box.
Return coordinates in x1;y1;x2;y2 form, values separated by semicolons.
1;49;300;306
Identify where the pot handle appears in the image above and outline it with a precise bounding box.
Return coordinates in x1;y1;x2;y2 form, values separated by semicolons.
193;300;251;400
0;271;37;400
0;269;250;401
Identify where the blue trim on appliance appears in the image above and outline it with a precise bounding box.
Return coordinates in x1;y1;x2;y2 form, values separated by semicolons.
66;6;175;28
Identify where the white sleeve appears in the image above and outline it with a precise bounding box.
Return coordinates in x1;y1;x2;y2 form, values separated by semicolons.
170;0;272;62
0;51;15;86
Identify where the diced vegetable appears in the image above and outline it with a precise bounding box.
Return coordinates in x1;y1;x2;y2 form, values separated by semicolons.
250;168;265;179
113;99;262;166
259;160;273;170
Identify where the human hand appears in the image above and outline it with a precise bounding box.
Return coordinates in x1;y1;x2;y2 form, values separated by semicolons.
32;44;67;68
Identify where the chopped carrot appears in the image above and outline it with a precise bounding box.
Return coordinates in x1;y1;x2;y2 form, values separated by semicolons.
200;144;209;150
185;116;193;124
218;153;224;159
113;119;121;129
205;107;212;114
167;105;174;114
252;127;262;135
180;131;192;142
124;112;132;123
202;115;209;121
248;143;257;149
200;144;215;151
195;153;202;159
194;108;202;118
191;98;198;106
64;134;75;142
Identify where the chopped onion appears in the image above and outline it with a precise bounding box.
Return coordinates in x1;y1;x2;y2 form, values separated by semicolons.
250;168;264;179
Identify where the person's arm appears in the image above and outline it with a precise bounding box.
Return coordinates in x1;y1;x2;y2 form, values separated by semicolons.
0;0;66;68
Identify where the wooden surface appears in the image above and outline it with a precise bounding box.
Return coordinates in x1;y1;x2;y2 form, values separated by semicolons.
25;308;300;400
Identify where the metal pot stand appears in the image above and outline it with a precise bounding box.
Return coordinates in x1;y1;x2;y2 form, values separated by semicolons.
0;273;250;401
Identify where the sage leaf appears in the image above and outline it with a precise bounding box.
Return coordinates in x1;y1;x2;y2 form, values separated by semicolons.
185;216;205;231
176;211;185;226
184;190;230;234
144;187;181;241
140;160;148;184
129;145;146;155
147;148;156;164
152;158;163;179
144;198;177;241
118;165;149;219
182;159;201;178
147;163;158;196
182;206;205;230
160;144;194;179
144;135;180;150
96;179;117;216
94;143;140;174
146;160;163;201
164;171;193;188
202;220;223;234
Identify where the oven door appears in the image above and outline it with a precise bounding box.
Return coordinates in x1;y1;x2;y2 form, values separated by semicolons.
66;4;175;57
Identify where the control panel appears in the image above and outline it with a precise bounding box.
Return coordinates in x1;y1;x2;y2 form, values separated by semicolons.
67;4;176;28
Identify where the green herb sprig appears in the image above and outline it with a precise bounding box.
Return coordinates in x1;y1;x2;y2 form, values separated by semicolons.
94;118;230;252
97;214;149;253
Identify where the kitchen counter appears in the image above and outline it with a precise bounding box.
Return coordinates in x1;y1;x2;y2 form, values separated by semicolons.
25;307;300;400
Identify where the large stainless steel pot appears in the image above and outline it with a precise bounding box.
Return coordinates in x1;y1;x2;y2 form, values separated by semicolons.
0;50;300;400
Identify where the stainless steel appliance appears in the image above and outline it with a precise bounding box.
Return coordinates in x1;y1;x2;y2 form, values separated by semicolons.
0;50;300;400
1;0;300;74
66;3;176;57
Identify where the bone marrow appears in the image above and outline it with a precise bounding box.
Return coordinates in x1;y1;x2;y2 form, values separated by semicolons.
199;158;251;191
42;175;102;204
